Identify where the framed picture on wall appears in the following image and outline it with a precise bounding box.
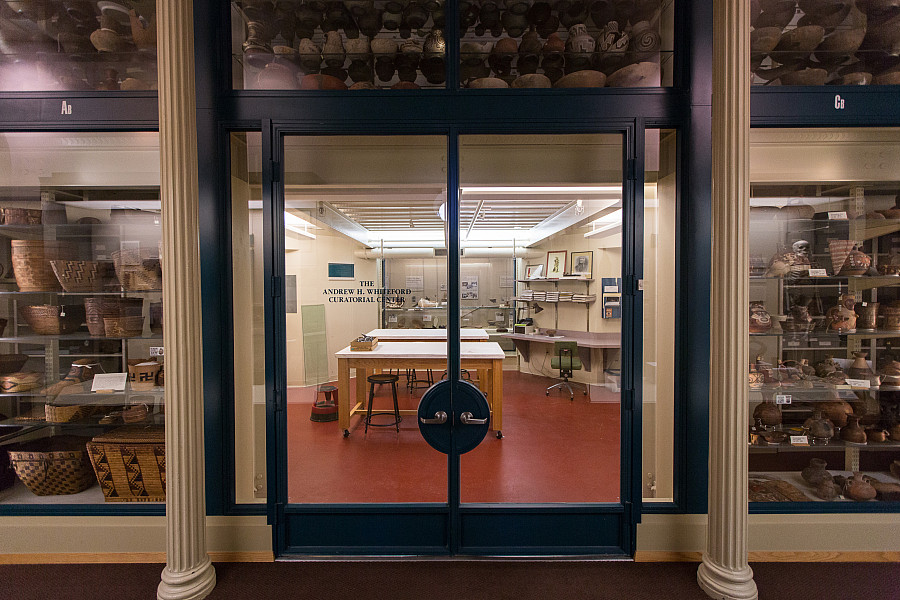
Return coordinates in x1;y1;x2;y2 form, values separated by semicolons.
525;264;543;279
570;251;593;277
546;251;567;278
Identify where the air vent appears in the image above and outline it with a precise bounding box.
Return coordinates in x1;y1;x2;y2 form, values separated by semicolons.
434;248;448;257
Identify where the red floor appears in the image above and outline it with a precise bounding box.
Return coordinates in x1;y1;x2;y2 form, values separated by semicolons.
286;371;621;504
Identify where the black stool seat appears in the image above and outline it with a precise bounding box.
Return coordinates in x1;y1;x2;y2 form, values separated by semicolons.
365;373;401;433
318;384;338;392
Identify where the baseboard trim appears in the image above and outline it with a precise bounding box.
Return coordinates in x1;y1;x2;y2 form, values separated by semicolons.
635;551;900;563
0;551;274;564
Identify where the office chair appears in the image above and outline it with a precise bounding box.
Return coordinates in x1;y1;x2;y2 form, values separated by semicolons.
546;340;588;400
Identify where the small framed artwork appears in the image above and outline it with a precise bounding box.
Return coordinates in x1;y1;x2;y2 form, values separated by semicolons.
546;251;567;278
570;251;593;277
525;264;543;279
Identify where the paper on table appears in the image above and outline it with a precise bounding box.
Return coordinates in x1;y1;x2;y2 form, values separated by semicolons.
91;373;128;393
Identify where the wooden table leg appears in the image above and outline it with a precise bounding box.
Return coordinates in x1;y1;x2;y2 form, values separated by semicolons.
338;357;351;432
356;366;367;411
491;358;503;432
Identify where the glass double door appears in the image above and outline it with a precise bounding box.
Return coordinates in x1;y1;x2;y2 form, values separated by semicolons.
265;129;638;556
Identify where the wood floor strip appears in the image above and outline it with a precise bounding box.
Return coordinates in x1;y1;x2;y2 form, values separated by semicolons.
635;551;900;563
0;551;274;564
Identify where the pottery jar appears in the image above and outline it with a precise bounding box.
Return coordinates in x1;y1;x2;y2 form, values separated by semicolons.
840;414;867;444
881;302;900;331
565;24;595;71
819;399;853;428
783;296;814;332
848;351;876;382
801;458;833;486
843;472;877;501
856;302;879;331
843;245;872;276
815;480;838;500
748;362;765;389
866;429;889;443
826;294;857;332
749;301;773;333
129;9;157;51
323;30;345;67
804;410;835;444
753;395;782;427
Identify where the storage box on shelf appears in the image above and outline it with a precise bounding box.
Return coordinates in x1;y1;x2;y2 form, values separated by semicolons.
0;192;165;505
748;198;900;504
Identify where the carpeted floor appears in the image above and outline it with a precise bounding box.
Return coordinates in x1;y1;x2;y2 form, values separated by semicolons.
0;561;898;600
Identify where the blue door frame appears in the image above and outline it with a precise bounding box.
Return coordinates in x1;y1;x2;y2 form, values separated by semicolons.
263;121;643;556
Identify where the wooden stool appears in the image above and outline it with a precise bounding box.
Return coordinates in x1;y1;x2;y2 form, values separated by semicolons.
365;373;401;433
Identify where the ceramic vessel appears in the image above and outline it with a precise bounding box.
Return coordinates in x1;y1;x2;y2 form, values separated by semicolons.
840;414;868;444
815;479;838;500
783;296;814;332
511;73;552;87
749;301;774;333
553;70;606;87
323;30;345;67
866;428;889;442
606;62;660;87
814;355;840;378
753;396;782;427
881;302;900;331
801;458;833;485
819;400;853;428
848;351;876;381
879;359;900;385
843;472;877;501
826;293;857;332
844;246;872;275
856;302;879;330
890;422;900;440
129;9;156;51
804;410;835;444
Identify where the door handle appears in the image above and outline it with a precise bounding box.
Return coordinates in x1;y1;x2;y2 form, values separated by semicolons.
459;412;488;425
419;411;448;425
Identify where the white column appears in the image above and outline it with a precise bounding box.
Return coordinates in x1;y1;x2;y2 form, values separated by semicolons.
696;1;758;599
156;0;216;598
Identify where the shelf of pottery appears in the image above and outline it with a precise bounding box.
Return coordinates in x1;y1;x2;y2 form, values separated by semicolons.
751;0;900;87
231;0;675;91
0;195;165;461
0;1;158;92
746;197;900;504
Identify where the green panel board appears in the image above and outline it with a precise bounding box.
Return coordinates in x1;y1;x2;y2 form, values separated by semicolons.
301;304;328;386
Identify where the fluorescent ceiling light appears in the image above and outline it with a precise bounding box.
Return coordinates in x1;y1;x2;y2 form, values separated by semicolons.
284;211;317;229
58;200;161;210
286;224;316;239
584;209;622;238
461;186;621;194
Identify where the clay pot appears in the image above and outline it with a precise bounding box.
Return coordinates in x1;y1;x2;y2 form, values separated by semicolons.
391;81;420;89
815;479;839;500
749;301;774;333
90;25;126;53
780;68;829;85
749;362;765;388
751;27;783;53
299;38;322;71
874;71;900;85
843;472;877;501
820;400;853;428
753;397;783;426
864;476;900;501
756;6;799;29
553;69;606;87
801;457;833;485
804;410;835;443
501;10;529;36
799;1;853;29
469;77;509;88
866;428;889;442
861;10;900;55
815;355;840;378
879;360;900;385
844;246;872;275
129;9;156;51
299;73;348;89
606;62;660;87
848;351;876;381
323;30;345;67
826;294;857;332
856;302;879;330
881;303;900;330
783;297;814;332
841;414;868;444
511;73;552;87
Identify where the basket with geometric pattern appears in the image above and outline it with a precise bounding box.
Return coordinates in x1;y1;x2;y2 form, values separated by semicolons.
86;424;165;502
50;260;117;293
7;436;95;496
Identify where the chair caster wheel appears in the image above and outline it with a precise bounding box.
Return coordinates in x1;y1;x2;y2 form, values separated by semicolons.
343;429;350;438
496;431;503;439
545;391;550;396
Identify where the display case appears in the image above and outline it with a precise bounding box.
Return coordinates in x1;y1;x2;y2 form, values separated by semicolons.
0;0;158;92
0;132;164;507
748;131;900;505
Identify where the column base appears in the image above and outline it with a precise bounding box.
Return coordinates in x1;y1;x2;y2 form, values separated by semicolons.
158;558;217;600
697;555;758;600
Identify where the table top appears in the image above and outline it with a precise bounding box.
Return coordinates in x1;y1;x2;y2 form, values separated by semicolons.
501;331;620;348
366;328;489;340
336;341;505;360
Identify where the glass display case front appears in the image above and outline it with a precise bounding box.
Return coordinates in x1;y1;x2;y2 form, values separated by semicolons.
748;127;900;506
751;0;900;86
0;131;164;507
0;0;158;92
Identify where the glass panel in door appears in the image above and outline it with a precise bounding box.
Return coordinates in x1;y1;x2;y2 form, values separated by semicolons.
458;134;623;503
281;135;448;503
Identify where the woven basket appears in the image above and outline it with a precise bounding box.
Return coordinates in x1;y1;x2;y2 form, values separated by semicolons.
11;240;78;292
86;425;165;502
0;353;28;374
85;297;143;336
121;403;149;424
112;249;162;291
50;260;117;292
128;362;160;391
7;436;95;496
19;304;85;335
103;315;144;338
149;302;163;334
45;403;99;423
0;371;43;393
0;318;6;337
1;207;42;225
